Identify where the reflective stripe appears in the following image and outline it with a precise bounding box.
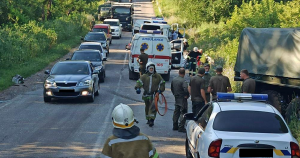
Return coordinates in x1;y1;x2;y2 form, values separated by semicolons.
149;148;157;157
137;79;143;86
149;74;153;94
100;153;112;158
108;135;149;146
158;80;164;90
153;152;159;158
149;150;153;157
113;121;134;128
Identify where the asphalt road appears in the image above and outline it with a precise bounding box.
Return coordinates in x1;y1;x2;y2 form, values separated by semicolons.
0;0;189;157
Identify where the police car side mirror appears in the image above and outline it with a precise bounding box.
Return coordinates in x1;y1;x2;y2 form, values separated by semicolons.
184;113;196;121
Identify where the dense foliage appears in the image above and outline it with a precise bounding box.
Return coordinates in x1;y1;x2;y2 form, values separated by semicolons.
0;0;104;90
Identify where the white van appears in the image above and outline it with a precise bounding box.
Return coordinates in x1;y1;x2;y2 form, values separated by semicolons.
132;19;152;35
170;39;186;68
140;23;172;40
128;30;172;81
103;19;122;39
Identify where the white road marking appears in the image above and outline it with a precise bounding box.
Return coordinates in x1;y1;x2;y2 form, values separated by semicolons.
90;49;128;158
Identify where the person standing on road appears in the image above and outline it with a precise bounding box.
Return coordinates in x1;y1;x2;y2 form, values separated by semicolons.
187;47;201;76
188;68;207;116
203;64;212;102
136;48;149;76
101;103;159;158
240;69;256;93
171;68;189;133
90;18;95;31
135;62;165;127
207;66;232;100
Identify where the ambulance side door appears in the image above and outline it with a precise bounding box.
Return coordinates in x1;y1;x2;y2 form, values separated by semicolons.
152;37;170;73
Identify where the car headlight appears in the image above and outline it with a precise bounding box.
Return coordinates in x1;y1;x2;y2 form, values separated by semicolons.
115;29;119;32
95;66;102;71
78;80;91;86
45;80;56;88
102;43;106;47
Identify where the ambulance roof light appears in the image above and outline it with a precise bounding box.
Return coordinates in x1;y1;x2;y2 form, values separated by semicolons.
152;17;164;20
217;93;268;101
139;30;162;34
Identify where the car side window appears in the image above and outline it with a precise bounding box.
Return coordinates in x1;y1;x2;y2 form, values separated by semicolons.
197;105;213;130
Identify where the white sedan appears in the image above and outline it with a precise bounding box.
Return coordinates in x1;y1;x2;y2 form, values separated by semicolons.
185;93;300;158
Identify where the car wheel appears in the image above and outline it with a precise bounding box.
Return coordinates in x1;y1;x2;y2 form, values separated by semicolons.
162;71;170;81
129;69;139;80
88;87;95;102
95;83;100;96
44;97;51;103
186;138;193;158
99;72;105;83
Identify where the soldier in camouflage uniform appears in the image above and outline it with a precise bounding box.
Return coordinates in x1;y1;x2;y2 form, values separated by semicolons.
203;64;212;102
135;62;165;127
171;68;189;133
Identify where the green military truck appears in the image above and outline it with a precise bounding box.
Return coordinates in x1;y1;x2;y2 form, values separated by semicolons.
234;27;300;121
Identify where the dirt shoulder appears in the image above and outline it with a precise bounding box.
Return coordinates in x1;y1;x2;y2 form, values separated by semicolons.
0;48;78;101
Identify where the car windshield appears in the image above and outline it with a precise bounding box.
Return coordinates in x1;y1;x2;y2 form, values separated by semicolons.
104;21;119;26
79;45;103;53
85;34;106;41
142;25;161;30
92;28;108;34
113;7;130;14
71;52;101;62
213;110;288;133
51;63;89;75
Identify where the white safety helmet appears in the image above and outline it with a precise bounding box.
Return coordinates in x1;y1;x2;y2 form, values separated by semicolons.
183;39;187;43
193;47;199;52
146;62;156;73
112;103;135;129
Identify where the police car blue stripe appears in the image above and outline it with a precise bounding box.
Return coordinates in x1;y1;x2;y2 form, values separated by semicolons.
220;147;231;153
280;150;291;156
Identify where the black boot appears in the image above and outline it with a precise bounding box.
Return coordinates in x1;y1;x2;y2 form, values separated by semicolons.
146;120;150;124
173;123;178;130
149;119;154;127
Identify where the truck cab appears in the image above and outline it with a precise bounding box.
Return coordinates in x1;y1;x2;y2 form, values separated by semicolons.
128;30;172;81
109;3;134;31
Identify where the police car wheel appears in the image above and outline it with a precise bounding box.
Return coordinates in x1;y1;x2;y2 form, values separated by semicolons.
185;138;193;158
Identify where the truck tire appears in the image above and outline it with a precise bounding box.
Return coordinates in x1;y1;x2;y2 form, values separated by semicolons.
285;97;300;123
162;72;170;81
129;69;139;80
261;90;284;114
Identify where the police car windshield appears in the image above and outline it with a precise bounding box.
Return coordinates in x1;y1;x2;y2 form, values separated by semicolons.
92;28;108;34
104;21;119;26
213;110;288;133
113;7;130;14
71;52;101;62
79;45;103;53
51;63;89;75
85;34;106;41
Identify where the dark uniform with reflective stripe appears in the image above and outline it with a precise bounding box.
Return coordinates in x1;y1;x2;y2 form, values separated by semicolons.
135;72;165;121
101;126;159;158
171;76;189;130
138;53;149;75
242;78;256;93
203;72;212;102
187;51;200;76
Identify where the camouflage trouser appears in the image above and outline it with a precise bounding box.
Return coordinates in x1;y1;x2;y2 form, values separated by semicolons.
143;95;157;120
173;97;188;130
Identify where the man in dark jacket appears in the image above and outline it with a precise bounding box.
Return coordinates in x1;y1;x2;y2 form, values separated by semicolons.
137;48;149;76
171;68;189;132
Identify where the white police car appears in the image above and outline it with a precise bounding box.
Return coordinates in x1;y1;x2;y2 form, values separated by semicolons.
185;93;300;158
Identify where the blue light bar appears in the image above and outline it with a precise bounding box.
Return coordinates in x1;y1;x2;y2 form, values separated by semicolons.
217;93;268;101
152;17;164;20
152;20;168;24
139;30;162;34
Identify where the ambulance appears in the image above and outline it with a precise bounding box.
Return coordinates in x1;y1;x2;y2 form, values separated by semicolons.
132;19;152;35
140;23;172;40
128;30;172;81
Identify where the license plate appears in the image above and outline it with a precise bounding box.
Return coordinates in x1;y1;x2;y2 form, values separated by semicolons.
59;90;74;93
239;149;273;157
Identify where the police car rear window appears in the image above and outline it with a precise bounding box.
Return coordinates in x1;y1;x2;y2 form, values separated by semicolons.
213;111;288;133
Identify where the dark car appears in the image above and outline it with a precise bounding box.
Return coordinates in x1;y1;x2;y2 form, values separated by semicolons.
81;32;110;54
71;50;106;83
43;61;100;103
92;24;112;45
79;42;107;60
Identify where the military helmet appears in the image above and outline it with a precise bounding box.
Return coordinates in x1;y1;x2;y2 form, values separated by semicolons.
112;103;135;129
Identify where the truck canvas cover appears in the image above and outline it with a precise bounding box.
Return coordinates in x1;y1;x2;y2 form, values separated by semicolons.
234;27;300;78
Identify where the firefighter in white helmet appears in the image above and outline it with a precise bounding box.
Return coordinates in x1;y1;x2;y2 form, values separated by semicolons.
187;47;201;76
135;62;165;127
101;103;159;158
